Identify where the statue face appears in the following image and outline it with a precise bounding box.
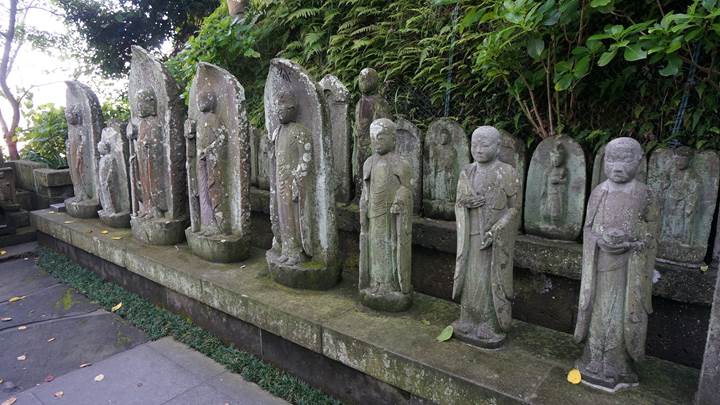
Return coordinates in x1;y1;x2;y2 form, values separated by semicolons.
471;128;500;163
604;143;641;184
98;140;111;155
358;68;379;95
198;92;216;113
137;89;157;118
438;129;450;145
276;92;298;124
674;148;692;170
65;105;82;126
370;118;397;156
550;146;566;167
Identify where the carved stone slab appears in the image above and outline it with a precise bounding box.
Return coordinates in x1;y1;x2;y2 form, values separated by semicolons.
697;274;720;404
524;135;586;241
127;46;188;245
185;62;252;263
256;129;271;190
97;125;131;228
395;118;422;214
648;147;720;266
422;119;468;220
264;58;340;289
499;129;526;229
64;81;103;218
319;75;352;202
592;142;648;189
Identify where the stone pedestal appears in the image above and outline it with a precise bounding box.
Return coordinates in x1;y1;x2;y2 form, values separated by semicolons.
99;211;131;228
266;249;340;290
359;289;412;312
186;228;249;263
130;216;187;246
64;196;100;219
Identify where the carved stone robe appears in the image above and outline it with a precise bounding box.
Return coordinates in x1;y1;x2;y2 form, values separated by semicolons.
196;112;229;234
137;116;167;215
541;165;568;225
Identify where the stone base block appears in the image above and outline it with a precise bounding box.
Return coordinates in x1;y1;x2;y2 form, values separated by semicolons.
131;215;188;245
0;226;36;246
359;288;412;312
185;228;250;263
266;249;340;290
64;197;100;218
451;320;506;349
99;210;131;229
422;199;455;221
9;209;30;228
16;189;32;211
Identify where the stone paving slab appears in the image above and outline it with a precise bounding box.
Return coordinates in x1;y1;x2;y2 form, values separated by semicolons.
0;283;98;329
0;258;58;302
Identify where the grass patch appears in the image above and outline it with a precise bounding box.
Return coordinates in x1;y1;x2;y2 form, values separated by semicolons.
36;248;341;405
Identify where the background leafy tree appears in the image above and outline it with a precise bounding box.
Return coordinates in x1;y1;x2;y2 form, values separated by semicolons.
18;102;68;169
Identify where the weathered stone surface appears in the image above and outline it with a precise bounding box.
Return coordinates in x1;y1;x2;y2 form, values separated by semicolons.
319;75;352;203
354;68;391;201
127;46;188;245
6;159;47;191
184;62;252;263
249;126;259;186
359;119;414;312
591;142;648;189
498;129;527;229
264;58;340;289
33;168;72;188
227;0;247;16
395;118;422;214
697;274;720;405
64;81;103;218
452;126;520;349
0;167;19;211
256;129;271;190
648;147;719;267
422;119;468;220
575;137;658;392
524;134;586;241
97;126;131;228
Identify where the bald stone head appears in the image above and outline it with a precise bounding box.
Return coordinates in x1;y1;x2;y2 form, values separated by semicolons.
471;126;501;164
604;137;644;184
359;68;380;96
370;118;397;156
276;90;298;124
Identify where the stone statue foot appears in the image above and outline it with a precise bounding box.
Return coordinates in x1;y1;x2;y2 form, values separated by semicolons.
451;320;472;335
450;320;506;349
277;255;289;263
285;255;303;266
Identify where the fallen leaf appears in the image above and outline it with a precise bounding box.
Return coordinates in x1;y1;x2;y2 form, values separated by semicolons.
0;378;3;384
8;296;26;303
111;236;122;240
567;368;582;385
47;337;56;343
1;397;17;405
0;250;6;256
17;354;26;361
111;302;123;312
1;317;12;322
436;325;454;342
53;391;64;398
701;264;709;273
45;375;54;382
94;374;104;382
17;326;27;331
79;363;91;368
48;211;56;214
101;230;109;234
63;221;74;224
421;319;431;326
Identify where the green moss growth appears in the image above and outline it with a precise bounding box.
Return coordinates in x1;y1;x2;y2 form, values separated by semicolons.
300;261;325;271
54;288;75;311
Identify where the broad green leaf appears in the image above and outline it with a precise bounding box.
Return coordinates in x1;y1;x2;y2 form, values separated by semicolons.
436;325;454;342
590;0;611;7
659;55;682;76
666;36;683;54
606;24;624;36
555;74;573;91
544;10;561;26
703;0;717;11
597;49;617;66
574;55;591;77
623;45;647;61
527;37;545;60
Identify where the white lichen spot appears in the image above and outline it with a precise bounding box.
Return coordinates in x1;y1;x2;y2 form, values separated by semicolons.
303;153;311;163
304;143;311;151
652;270;661;284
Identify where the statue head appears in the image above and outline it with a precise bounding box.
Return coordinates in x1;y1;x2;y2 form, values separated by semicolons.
471;126;501;164
604;137;643;184
550;142;567;167
276;90;298;124
674;146;693;171
358;68;380;96
438;127;451;146
137;88;157;118
97;140;111;156
370;118;397;156
198;91;217;114
65;105;82;126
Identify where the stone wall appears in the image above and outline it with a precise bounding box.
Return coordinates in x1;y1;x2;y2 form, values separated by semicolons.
6;160;73;211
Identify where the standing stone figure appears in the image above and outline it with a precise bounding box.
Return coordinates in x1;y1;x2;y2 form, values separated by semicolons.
649;147;719;266
127;46;188;245
97;126;131;228
395;118;422;214
64;81;103;218
264;58;340;290
359;118;414;311
525;135;586;241
574;137;659;392
452;126;520;349
423;119;468;220
319;75;352;202
184;62;252;263
498;129;527;230
592;142;647;189
354;68;391;199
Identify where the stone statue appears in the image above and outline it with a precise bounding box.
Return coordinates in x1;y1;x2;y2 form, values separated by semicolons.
422;119;468;220
395;118;422;214
184;62;252;263
359;118;414;311
498;129;527;230
97;126;131;228
264;58;340;290
0;167;18;236
649;147;719;267
354;68;391;200
64;81;103;218
257;131;271;190
319;75;352;202
525;135;586;240
592;142;647;189
452;126;520;349
127;46;188;245
574;137;659;392
227;0;248;16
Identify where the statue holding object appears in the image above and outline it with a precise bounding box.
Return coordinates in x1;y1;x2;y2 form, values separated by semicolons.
97;125;131;228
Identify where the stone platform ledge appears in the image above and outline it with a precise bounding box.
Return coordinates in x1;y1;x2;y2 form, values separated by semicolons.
32;209;699;405
250;188;717;305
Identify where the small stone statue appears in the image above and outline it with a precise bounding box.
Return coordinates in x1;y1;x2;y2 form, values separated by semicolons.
498;129;526;229
319;75;352;202
264;58;340;290
184;62;252;263
423;119;468;220
359;118;414;311
591;142;647;189
574;137;659;392
395;118;423;213
64;81;103;218
127;46;188;245
541;143;568;225
97;126;131;228
452;126;520;348
354;68;391;199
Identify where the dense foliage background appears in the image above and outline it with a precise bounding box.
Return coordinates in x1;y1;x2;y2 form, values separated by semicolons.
166;0;720;153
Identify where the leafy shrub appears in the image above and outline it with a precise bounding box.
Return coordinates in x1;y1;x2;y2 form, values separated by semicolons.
19;103;68;169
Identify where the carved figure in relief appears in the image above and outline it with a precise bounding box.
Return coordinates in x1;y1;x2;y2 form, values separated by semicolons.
66;105;90;200
134;88;166;219
658;146;697;246
96;126;132;228
541;143;568;225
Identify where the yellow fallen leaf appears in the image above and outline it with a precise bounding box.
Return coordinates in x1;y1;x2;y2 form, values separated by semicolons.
111;236;123;240
701;264;709;273
53;391;64;398
421;319;431;326
1;397;17;405
8;296;25;303
567;368;582;385
17;354;26;361
63;220;75;224
101;230;109;234
48;211;56;214
0;378;3;384
111;302;123;312
17;326;27;331
0;250;6;256
47;337;56;342
79;363;92;368
1;317;12;322
94;374;105;382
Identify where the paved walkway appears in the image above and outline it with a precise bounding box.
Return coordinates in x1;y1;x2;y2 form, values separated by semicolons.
0;244;287;405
